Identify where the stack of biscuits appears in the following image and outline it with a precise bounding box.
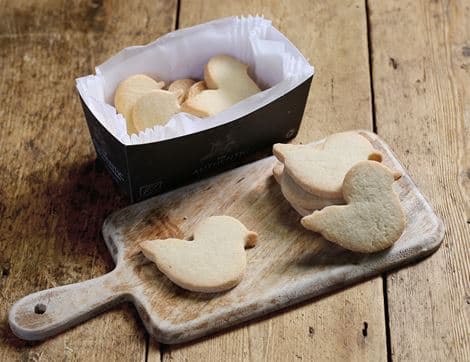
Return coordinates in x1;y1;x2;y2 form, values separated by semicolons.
273;131;406;253
272;132;381;216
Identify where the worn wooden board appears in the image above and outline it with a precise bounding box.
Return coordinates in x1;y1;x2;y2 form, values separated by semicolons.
9;131;444;344
369;0;470;360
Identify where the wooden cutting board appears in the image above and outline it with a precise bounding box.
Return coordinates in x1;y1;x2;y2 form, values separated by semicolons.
9;131;444;344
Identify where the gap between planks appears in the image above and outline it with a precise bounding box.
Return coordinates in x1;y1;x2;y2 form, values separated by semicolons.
365;1;392;361
365;0;378;134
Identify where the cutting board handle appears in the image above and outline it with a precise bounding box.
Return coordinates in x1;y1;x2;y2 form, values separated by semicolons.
8;268;128;341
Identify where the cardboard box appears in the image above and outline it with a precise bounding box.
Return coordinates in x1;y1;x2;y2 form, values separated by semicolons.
77;17;314;202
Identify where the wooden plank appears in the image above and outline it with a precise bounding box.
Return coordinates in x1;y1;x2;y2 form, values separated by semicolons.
161;280;385;361
368;0;470;360
0;0;176;360
150;1;388;361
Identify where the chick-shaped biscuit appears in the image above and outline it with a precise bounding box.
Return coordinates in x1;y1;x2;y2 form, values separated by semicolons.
168;79;196;104
132;89;180;132
114;74;165;134
139;216;257;293
186;80;207;100
301;161;405;253
181;55;260;117
273;132;382;199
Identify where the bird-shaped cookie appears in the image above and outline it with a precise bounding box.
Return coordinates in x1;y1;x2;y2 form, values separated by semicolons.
181;55;260;117
114;74;165;135
301;161;406;253
139;216;257;293
273;132;382;199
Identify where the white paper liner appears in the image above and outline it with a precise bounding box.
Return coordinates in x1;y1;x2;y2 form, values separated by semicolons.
76;16;314;145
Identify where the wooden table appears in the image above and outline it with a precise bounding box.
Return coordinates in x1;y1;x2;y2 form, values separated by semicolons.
0;1;468;361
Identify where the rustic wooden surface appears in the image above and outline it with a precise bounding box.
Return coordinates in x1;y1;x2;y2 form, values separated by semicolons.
368;1;470;361
0;0;176;360
0;0;468;361
7;132;444;346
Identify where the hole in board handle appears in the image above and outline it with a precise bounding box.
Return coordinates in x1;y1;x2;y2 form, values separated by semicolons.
34;303;47;315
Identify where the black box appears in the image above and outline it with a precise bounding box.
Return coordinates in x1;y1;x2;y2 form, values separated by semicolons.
80;76;311;202
77;17;314;202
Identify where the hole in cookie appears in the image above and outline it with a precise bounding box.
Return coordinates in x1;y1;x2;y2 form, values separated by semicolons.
34;303;47;315
368;153;382;162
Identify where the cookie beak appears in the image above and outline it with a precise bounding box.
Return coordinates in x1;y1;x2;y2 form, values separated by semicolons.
272;163;284;182
392;171;402;181
244;231;258;248
300;215;310;228
368;151;383;162
272;143;289;162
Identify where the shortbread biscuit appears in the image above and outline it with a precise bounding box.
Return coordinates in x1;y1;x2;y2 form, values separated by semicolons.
273;163;344;214
273;132;382;199
301;161;405;253
132;90;180;132
168;79;196;104
182;55;260;117
139;216;257;293
114;74;165;134
187;80;207;99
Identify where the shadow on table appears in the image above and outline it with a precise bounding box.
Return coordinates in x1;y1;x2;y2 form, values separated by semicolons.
12;158;127;270
1;158;142;348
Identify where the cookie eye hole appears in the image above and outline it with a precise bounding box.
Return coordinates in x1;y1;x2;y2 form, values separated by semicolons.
34;303;47;315
368;153;382;162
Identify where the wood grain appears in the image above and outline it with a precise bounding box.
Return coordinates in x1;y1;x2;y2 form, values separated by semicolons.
3;0;464;360
0;0;177;360
157;0;388;360
369;0;470;360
